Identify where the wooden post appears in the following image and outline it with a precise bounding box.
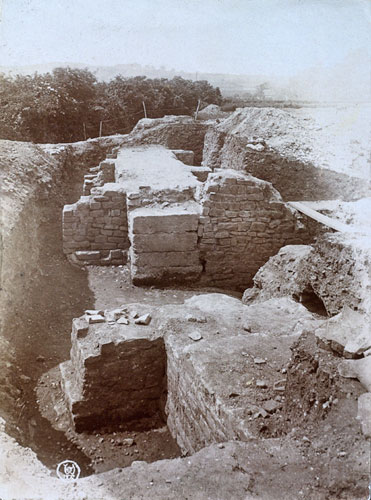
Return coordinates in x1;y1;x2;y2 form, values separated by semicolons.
142;101;147;119
99;121;103;137
195;99;201;120
83;122;87;141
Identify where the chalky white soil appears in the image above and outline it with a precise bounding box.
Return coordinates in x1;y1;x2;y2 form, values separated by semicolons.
219;104;370;178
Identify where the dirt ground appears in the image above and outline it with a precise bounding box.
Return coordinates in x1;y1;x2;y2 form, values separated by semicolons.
30;260;370;498
34;264;241;476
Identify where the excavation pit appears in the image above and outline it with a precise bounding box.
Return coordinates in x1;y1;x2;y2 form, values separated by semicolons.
2;110;371;498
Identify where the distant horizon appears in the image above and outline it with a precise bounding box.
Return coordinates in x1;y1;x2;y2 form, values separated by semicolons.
1;0;370;102
1;55;370;103
0;61;267;78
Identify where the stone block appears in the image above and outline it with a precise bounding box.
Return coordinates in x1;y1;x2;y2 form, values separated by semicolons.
250;222;266;232
102;201;115;209
190;166;211;182
63;205;75;216
113;229;125;236
94;235;107;243
132;233;198;253
74;234;89;242
75;251;101;261
108;237;127;245
88;314;105;324
72;317;89;339
130;212;199;235
172;149;195;165
131;250;201;268
93;196;109;202
92;210;104;218
110;249;124;259
215;231;229;239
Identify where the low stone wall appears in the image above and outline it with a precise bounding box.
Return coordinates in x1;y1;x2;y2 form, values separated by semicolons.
124;117;209;164
203;127;371;201
83;158;116;195
62;184;129;266
61;307;165;432
198;170;320;290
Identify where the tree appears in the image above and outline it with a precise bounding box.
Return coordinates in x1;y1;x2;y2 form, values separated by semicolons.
0;70;224;142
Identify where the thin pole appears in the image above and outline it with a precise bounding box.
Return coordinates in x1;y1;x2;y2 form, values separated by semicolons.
142;101;147;119
195;99;201;120
83;122;87;141
99;121;103;137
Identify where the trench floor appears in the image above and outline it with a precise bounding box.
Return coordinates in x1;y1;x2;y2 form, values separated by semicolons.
35;263;240;475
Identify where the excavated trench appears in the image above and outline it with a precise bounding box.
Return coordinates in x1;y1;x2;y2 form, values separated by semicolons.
1;130;369;498
1;162;97;475
0;146;232;476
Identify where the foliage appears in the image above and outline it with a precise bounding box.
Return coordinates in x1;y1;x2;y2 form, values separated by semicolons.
0;68;222;143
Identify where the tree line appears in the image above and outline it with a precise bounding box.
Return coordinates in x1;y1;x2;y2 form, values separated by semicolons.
0;67;223;143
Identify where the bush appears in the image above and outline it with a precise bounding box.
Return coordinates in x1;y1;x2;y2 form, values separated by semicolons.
0;69;223;143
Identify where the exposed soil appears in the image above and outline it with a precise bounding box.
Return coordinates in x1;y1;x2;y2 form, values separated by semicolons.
34;262;241;475
1;120;370;498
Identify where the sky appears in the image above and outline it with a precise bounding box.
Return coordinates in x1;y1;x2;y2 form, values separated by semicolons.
0;0;370;78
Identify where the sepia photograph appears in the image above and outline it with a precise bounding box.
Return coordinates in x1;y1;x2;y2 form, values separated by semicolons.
0;0;370;498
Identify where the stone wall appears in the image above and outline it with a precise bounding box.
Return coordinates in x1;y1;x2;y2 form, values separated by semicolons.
61;307;166;432
61;147;329;287
123;116;209;164
83;158;116;195
198;170;321;290
62;184;129;266
203;127;371;201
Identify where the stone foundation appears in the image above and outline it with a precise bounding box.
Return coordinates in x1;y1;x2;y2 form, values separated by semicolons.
62;184;129;266
198;170;321;289
83;158;116;195
61;306;165;432
62;146;330;287
59;293;322;451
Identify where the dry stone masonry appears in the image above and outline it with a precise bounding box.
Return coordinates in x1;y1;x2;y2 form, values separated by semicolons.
62;183;129;266
198;170;319;289
83;157;116;195
203;107;371;201
62;145;328;289
60;306;165;432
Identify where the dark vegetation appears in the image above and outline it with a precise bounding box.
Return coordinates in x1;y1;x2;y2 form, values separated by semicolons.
0;67;222;143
